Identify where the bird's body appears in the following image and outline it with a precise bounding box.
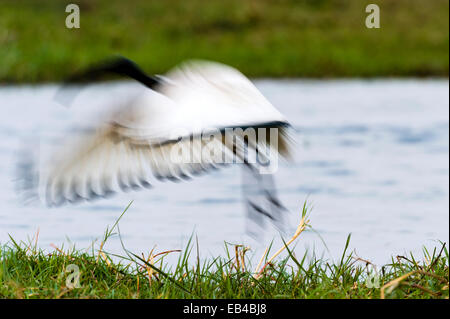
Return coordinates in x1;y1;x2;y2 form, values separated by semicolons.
20;57;293;235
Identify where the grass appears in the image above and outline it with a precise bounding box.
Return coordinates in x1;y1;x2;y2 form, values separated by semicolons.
0;0;448;82
0;203;448;299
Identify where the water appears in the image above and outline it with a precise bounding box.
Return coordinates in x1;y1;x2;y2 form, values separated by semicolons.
0;79;448;266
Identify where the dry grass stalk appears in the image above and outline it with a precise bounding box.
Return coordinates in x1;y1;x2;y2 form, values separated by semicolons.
254;214;309;279
100;251;110;267
136;247;181;286
380;269;449;298
50;243;69;257
380;271;417;299
233;245;250;272
96;241;105;263
136;272;140;296
254;246;270;276
240;247;250;272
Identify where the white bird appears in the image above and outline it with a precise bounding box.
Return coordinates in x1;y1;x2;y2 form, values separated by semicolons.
18;57;293;235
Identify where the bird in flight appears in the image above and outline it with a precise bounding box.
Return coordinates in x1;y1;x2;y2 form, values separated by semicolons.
17;57;293;236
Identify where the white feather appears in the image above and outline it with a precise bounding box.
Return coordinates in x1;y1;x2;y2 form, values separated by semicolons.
42;60;291;206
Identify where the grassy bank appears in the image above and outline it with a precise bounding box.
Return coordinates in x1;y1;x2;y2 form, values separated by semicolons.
1;236;448;299
0;0;448;82
0;205;448;299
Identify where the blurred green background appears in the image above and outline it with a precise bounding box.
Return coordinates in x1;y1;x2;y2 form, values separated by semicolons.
0;0;448;82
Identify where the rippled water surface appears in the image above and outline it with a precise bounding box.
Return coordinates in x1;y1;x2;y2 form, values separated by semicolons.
0;79;448;265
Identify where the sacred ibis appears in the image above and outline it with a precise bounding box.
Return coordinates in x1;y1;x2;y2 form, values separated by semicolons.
18;57;293;235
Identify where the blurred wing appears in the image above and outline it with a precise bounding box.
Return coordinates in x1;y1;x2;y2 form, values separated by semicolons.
42;60;292;206
160;60;289;133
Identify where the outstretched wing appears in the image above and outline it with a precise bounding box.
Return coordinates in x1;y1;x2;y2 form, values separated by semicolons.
42;60;292;207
